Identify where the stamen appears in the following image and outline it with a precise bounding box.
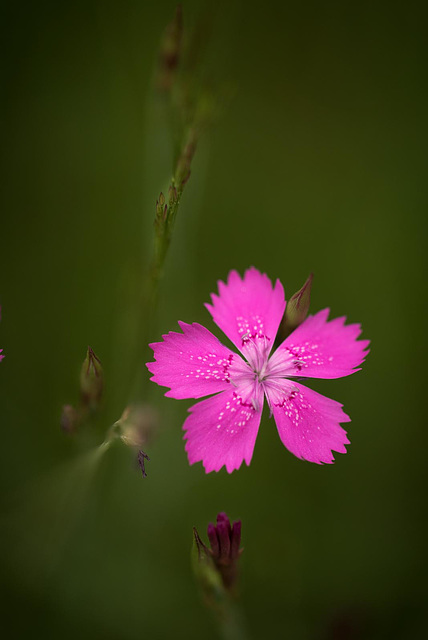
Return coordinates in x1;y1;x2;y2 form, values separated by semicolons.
242;334;271;375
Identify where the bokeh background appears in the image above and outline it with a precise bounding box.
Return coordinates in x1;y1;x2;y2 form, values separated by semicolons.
1;1;427;638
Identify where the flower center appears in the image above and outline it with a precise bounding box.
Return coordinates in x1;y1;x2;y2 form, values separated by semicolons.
240;337;273;383
255;360;269;383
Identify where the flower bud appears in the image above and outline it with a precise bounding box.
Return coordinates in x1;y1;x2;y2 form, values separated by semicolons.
207;512;242;591
193;512;243;600
168;184;178;206
156;5;183;92
60;404;78;434
155;193;168;238
174;133;197;189
157;191;165;208
156;192;167;219
282;273;313;338
80;346;103;410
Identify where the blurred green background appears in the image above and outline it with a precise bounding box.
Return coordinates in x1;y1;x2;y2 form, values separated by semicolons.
1;1;427;638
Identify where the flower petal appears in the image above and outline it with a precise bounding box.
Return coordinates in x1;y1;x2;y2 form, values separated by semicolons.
183;386;264;473
269;308;370;379
265;380;350;464
205;267;285;356
147;322;240;399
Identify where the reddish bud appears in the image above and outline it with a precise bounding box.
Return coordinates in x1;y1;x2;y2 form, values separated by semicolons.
156;5;183;92
60;404;78;434
168;184;178;206
174;131;197;188
205;512;243;591
80;346;103;410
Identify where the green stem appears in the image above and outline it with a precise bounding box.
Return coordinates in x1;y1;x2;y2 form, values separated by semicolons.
216;601;250;640
123;184;184;404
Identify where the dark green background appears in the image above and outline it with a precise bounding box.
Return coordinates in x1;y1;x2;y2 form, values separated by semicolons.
1;1;426;638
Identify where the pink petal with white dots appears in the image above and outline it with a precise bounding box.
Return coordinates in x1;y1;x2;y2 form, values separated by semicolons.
269;308;370;380
183;385;264;473
205;267;285;357
147;322;240;399
265;379;350;464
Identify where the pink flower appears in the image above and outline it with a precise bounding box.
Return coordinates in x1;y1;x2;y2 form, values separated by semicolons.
147;268;369;473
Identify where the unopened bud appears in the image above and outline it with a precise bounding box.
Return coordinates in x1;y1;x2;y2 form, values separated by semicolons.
282;273;313;338
207;512;242;591
192;511;243;605
175;134;197;188
175;159;190;188
60;404;78;434
80;346;103;410
155;193;168;235
168;184;178;206
156;5;183;92
156;192;166;217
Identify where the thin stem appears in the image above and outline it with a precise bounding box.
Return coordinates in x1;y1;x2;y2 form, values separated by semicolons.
110;7;212;413
216;601;251;640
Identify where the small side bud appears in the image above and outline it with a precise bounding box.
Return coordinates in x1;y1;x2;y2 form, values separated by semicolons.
61;404;78;434
282;273;313;338
155;193;169;234
168;184;178;206
156;192;166;217
175;133;197;189
156;5;183;92
80;346;103;410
